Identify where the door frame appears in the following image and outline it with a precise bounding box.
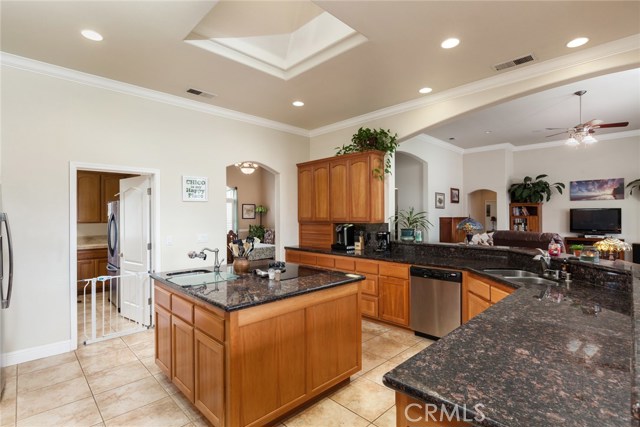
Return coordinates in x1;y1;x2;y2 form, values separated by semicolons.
69;162;161;350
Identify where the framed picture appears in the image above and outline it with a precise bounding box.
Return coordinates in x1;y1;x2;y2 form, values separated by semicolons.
569;178;624;201
242;204;256;219
435;192;445;209
450;188;460;204
182;176;208;202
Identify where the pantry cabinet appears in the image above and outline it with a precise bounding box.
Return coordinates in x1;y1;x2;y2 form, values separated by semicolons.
77;171;136;223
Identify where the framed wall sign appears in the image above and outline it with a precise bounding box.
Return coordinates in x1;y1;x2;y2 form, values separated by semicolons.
242;204;256;219
450;188;460;204
435;192;445;209
182;176;208;201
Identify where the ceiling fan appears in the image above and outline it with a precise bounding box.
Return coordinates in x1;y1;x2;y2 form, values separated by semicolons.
546;90;629;146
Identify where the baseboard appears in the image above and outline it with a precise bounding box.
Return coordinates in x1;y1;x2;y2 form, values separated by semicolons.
2;340;74;367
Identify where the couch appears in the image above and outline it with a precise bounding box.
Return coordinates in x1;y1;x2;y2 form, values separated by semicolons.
491;230;565;252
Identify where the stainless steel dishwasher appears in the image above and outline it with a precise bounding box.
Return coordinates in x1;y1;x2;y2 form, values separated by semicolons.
410;266;462;339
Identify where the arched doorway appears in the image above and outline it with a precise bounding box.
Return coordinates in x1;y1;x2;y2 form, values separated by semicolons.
468;189;497;232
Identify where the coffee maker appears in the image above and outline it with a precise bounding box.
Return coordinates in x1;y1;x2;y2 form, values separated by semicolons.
331;224;355;251
376;231;391;252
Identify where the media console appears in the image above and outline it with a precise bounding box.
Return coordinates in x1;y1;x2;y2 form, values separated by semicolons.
564;236;625;260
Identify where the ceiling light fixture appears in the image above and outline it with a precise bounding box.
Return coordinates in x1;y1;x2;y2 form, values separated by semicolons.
235;162;259;175
419;87;433;94
81;29;103;41
566;37;589;48
441;38;460;49
292;101;304;107
564;90;597;147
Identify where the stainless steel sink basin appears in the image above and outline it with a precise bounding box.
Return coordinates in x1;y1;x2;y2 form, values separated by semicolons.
167;271;239;287
508;277;558;286
483;269;539;278
166;269;211;277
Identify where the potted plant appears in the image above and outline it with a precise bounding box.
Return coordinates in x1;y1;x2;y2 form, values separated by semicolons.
335;127;399;179
389;207;433;241
509;174;565;203
248;224;265;241
627;178;640;195
569;243;584;257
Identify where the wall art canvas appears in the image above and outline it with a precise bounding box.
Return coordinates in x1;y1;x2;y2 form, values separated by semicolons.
435;192;445;209
569;178;625;201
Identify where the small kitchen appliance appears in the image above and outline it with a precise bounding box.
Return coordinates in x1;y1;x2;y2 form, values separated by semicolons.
376;231;391;252
331;224;355;251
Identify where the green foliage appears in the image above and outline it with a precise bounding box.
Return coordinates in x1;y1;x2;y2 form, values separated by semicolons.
255;205;268;214
335;127;399;179
509;174;565;203
389;207;433;231
248;224;265;240
569;244;584;251
627;179;640;195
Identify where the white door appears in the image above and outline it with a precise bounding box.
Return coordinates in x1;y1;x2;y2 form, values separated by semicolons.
119;175;151;326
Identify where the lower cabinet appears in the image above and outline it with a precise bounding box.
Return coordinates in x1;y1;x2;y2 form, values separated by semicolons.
154;304;172;377
171;315;194;401
462;273;514;323
379;275;410;326
77;248;108;294
194;330;224;426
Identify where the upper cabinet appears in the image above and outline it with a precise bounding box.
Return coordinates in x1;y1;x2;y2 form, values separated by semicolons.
298;151;384;224
77;171;136;223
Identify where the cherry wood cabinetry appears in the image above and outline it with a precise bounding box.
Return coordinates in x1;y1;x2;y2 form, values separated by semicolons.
77;248;108;294
297;164;330;222
509;203;542;232
462;272;514;323
77;171;135;223
439;217;468;243
378;263;410;327
154;279;360;427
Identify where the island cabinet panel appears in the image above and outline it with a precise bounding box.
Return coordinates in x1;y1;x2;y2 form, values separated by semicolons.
329;159;349;222
395;392;471;426
171;315;195;401
462;273;515;323
194;330;224;427
154;305;172;377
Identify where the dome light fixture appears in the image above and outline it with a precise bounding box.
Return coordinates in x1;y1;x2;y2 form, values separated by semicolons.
81;29;103;41
235;162;259;175
566;37;589;48
418;87;433;94
441;38;460;49
292;100;304;107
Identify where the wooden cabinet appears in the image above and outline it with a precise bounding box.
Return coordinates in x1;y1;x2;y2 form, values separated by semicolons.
171;314;195;401
194;330;224;426
379;274;410;327
439;217;468;243
462;273;515;323
77;171;135;223
509;203;542;232
297;164;330;222
329;158;349;222
77;248;108;294
154;303;172;377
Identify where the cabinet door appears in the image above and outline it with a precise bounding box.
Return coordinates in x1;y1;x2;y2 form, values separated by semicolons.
348;157;371;222
298;166;314;222
77;171;102;223
77;259;95;281
379;276;410;326
172;315;195;401
155;305;172;377
369;153;385;223
313;164;330;221
329;159;349;221
466;292;491;322
194;330;224;427
361;295;378;318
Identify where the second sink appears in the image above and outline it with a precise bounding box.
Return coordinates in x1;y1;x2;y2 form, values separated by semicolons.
483;269;539;278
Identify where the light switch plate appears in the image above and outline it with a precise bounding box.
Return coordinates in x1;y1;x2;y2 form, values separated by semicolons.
197;233;208;243
166;236;173;246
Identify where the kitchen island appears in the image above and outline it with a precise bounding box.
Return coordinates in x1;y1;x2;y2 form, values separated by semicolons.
151;262;363;427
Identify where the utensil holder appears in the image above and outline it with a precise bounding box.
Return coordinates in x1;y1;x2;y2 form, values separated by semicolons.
233;257;250;274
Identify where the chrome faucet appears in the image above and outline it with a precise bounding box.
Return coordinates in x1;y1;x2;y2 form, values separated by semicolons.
188;248;224;272
533;248;551;273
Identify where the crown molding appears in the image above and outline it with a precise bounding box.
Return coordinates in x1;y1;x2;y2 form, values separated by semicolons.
0;52;310;138
463;143;516;154
411;134;465;154
309;34;640;138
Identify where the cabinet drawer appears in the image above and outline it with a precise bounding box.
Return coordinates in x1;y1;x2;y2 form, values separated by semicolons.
316;254;335;269
155;286;171;310
361;295;378;318
491;286;512;303
299;253;317;266
172;295;194;324
285;250;301;263
355;260;378;275
78;248;107;260
379;262;408;279
334;257;355;272
467;277;491;300
194;306;224;343
360;274;378;296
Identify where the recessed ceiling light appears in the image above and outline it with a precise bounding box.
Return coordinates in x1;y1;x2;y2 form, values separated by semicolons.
485;130;492;134
566;37;589;48
441;38;460;49
81;29;103;42
418;87;433;94
292;101;304;107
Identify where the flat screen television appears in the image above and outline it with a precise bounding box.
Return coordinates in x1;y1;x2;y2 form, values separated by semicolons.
569;208;621;235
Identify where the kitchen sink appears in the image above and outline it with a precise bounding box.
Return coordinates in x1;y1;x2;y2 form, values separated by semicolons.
166;269;211;277
167;271;239;287
483;269;539;278
506;276;559;286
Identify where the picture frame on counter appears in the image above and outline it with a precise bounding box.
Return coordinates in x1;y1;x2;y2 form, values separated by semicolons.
182;175;208;201
242;204;256;219
450;188;460;204
435;192;445;209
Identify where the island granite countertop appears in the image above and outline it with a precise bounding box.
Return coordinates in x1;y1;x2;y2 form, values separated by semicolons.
151;261;363;312
286;243;637;426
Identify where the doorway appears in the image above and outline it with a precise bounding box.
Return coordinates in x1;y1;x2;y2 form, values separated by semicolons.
70;162;161;349
468;189;498;232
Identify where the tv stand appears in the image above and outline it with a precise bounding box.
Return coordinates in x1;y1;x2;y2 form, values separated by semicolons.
564;236;625;260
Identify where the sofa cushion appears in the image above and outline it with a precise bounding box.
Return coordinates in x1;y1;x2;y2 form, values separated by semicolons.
492;230;564;252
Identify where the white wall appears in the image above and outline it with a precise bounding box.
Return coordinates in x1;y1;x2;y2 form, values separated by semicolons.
512;135;640;241
1;66;308;359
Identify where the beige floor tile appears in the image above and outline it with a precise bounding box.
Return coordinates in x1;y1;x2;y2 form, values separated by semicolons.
18;352;77;376
0;378;17;427
283;398;369;427
361;361;399;387
77;346;139;376
330;378;395;422
94;376;168;421
104;396;190;427
388;340;433;365
361;320;390;336
91;423;106;427
187;415;213;427
378;328;421;347
140;356;162;375
372;406;396;427
3;375;17;400
360;351;388;375
361;331;378;342
85;360;152;395
75;338;127;358
2;365;17;379
127;341;155;360
170;392;202;421
155;373;181;396
362;335;410;360
18;360;84;394
17;376;92;420
16;396;102;427
121;329;154;348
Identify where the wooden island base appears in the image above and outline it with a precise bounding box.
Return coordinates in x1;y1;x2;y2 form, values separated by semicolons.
395;393;472;427
155;280;362;427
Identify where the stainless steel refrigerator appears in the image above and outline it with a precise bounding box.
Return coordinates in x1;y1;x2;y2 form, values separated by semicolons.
107;201;120;310
0;201;14;400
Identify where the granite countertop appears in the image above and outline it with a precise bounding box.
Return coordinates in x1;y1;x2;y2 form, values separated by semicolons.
286;243;637;426
151;261;363;312
78;235;108;250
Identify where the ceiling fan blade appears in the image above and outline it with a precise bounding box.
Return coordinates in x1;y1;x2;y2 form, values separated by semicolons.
593;121;629;129
545;127;568;130
584;119;604;126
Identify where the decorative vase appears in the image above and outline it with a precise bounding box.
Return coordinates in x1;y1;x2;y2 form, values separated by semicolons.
233;257;250;274
400;228;415;241
466;233;473;244
573;250;582;257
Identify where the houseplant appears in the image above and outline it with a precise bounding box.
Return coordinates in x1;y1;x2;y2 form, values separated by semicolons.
627;178;640;195
248;224;265;241
509;174;565;203
335;127;399;179
569;243;584;257
389;207;433;241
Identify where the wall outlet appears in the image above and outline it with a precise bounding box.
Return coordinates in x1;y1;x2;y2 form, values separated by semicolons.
166;236;173;246
197;233;208;243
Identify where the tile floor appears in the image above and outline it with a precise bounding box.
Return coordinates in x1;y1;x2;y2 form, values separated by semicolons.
1;307;433;427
